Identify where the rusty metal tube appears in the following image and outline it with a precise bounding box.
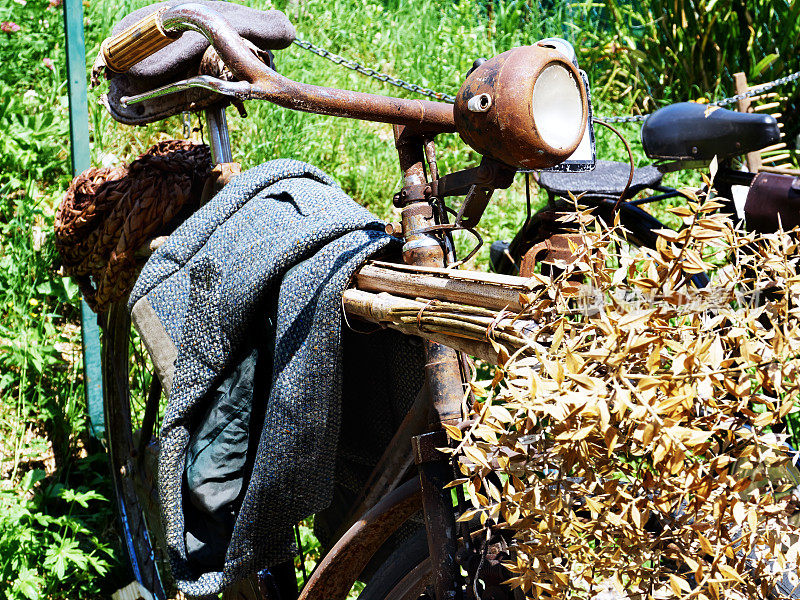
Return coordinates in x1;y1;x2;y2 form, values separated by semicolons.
395;126;429;188
396;137;465;600
413;431;462;600
398;201;462;426
249;74;456;132
158;4;456;131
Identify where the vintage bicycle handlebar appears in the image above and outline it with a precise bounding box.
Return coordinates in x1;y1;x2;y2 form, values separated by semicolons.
101;3;457;132
99;3;589;169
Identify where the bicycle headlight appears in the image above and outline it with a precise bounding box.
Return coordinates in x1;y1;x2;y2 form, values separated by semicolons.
454;45;587;170
532;64;584;151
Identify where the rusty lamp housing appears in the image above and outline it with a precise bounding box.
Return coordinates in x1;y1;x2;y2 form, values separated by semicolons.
454;45;588;170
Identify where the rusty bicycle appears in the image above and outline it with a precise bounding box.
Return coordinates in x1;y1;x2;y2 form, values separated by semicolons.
88;3;800;600
94;3;589;598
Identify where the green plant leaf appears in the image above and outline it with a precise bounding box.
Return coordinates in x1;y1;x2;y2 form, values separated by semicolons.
20;470;46;492
11;567;43;600
752;53;779;77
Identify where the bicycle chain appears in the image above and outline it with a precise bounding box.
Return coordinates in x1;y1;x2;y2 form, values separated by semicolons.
294;37;800;123
293;38;457;103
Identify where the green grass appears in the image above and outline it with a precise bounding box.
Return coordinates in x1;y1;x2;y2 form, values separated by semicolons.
1;0;796;597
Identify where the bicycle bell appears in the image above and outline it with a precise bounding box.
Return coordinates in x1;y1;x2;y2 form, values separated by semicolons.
454;44;588;170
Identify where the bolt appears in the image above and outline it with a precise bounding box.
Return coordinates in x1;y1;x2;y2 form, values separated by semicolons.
384;222;402;236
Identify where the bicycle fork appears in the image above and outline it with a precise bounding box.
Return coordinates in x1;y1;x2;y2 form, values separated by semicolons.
395;125;466;600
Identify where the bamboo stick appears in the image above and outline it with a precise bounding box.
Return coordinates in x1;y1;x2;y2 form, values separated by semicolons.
354;263;534;312
764;153;791;163
758;165;800;176
753;102;781;112
343;289;516;364
758;143;787;154
368;260;539;289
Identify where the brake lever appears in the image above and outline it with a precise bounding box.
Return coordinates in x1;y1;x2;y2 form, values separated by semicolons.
120;75;252;107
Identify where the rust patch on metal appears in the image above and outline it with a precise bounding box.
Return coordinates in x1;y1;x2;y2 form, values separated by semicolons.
519;232;587;277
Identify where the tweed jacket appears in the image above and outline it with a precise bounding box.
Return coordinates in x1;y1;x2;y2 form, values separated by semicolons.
128;159;424;594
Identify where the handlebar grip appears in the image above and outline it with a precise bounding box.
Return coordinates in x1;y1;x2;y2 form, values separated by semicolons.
101;7;178;73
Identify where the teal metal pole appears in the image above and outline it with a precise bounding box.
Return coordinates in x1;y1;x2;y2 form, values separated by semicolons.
63;0;105;438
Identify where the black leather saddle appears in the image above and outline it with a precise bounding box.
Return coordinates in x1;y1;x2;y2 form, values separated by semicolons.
97;1;296;125
642;102;780;161
538;159;663;201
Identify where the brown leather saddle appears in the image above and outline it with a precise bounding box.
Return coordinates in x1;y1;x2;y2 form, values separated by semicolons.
96;1;295;125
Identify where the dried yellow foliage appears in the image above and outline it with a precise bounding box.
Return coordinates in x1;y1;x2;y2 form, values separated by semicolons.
453;198;800;599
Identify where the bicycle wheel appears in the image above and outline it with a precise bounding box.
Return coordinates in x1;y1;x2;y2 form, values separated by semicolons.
358;528;431;600
359;526;525;600
102;300;170;600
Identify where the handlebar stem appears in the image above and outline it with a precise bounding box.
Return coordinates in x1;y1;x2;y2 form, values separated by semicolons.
205;106;232;164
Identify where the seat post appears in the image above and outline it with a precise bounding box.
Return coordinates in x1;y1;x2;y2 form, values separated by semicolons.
205;105;233;164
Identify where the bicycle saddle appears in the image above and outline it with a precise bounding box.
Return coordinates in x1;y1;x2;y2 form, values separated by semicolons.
641;102;780;161
538;159;663;201
97;1;295;125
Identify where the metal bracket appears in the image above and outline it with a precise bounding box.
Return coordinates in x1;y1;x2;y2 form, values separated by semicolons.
394;156;516;225
454;184;495;229
452;158;515;229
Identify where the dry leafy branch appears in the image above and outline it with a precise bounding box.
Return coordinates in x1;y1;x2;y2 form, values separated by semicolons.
449;196;800;599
